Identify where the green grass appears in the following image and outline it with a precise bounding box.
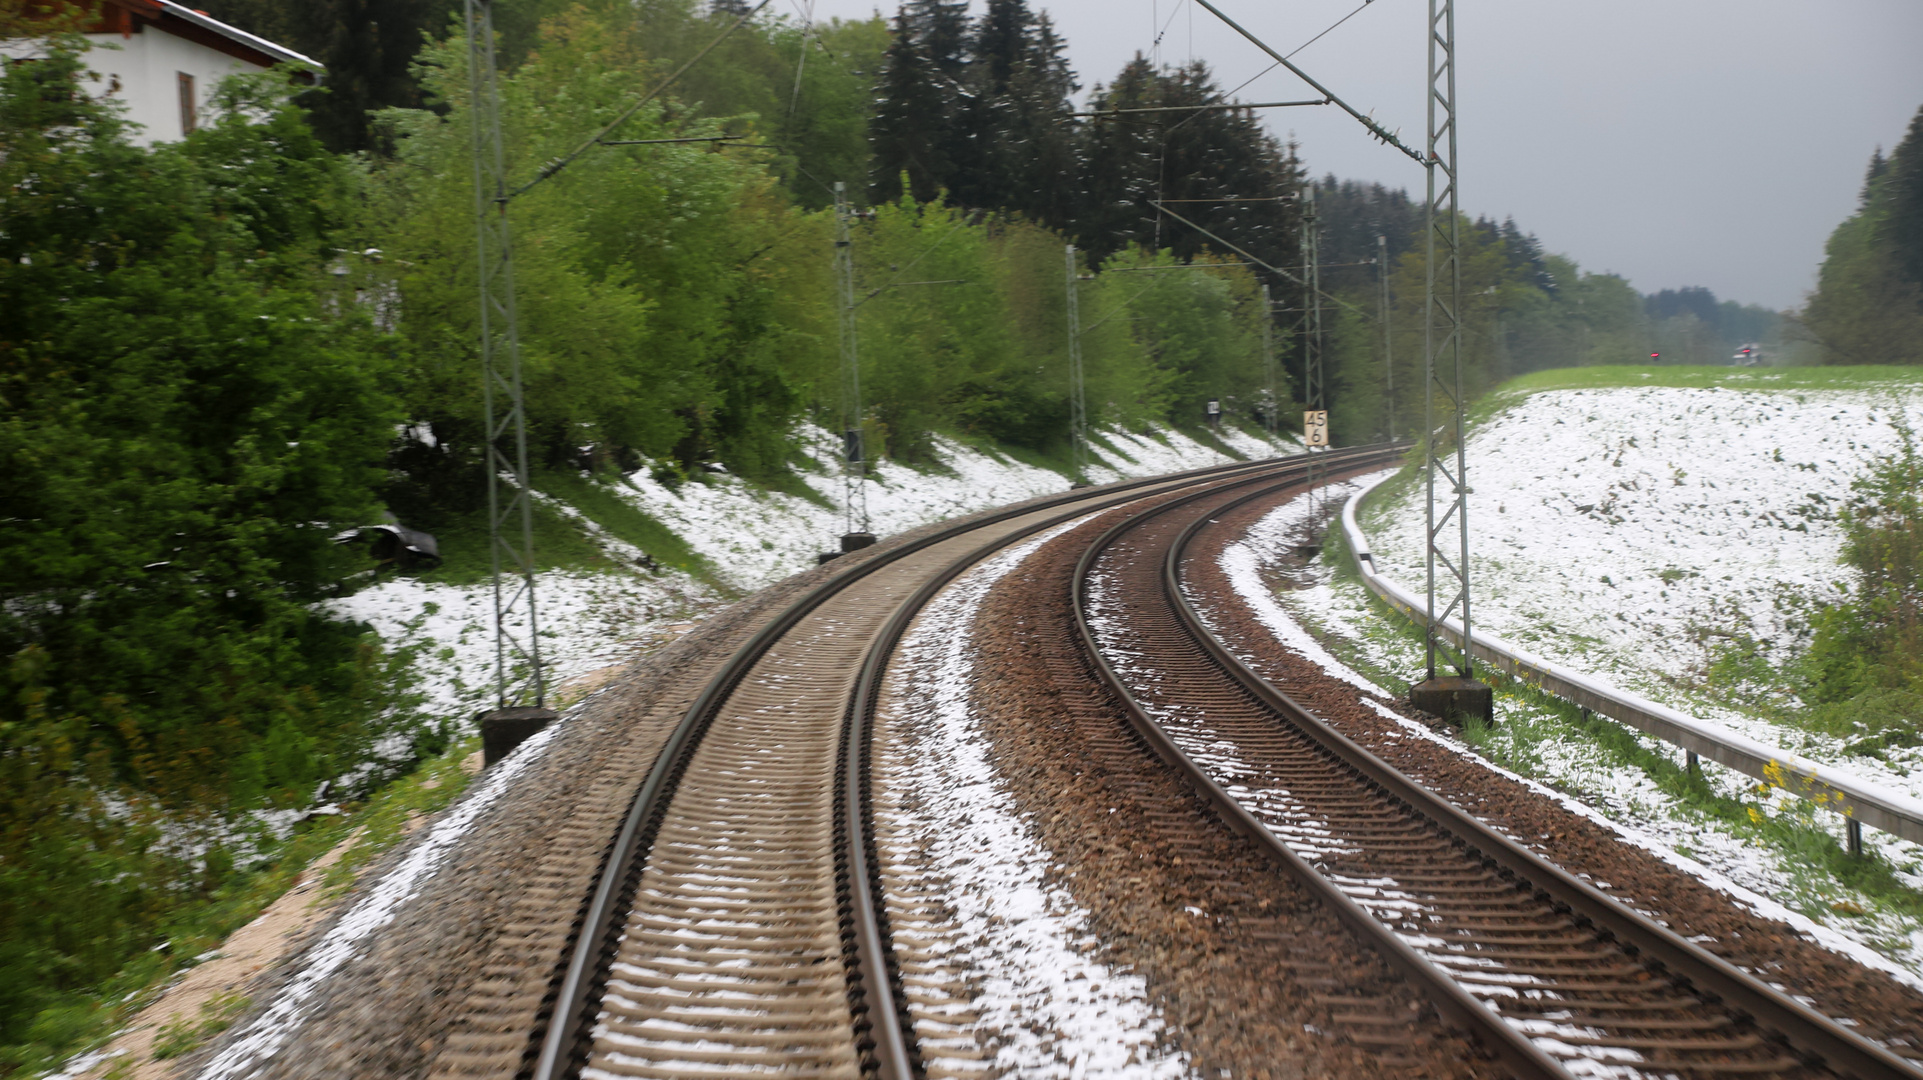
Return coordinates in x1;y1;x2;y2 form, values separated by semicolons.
1309;530;1923;942
1490;363;1923;400
402;466;721;588
8;739;484;1077
535;470;727;589
149;992;249;1061
405;497;618;586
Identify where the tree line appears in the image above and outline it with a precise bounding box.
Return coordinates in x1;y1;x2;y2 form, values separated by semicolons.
1801;104;1923;365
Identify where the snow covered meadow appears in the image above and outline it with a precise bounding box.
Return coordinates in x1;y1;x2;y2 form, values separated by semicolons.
329;422;1290;724
1275;370;1923;974
1363;376;1923;788
1368;378;1922;704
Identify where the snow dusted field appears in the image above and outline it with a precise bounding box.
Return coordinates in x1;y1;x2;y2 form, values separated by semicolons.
1249;473;1923;984
1368;380;1923;701
1304;371;1923;973
329;422;1290;725
1365;379;1923;790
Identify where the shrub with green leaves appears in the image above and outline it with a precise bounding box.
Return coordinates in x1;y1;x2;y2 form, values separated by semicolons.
0;38;418;1063
1800;424;1923;743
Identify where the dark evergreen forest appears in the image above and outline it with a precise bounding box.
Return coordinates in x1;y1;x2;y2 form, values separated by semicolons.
1801;106;1923;365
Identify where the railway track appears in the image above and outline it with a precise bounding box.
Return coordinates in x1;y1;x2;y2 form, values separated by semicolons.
1074;457;1923;1080
523;454;1322;1080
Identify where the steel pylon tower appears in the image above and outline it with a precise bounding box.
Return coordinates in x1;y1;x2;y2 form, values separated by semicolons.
1066;245;1089;479
1422;0;1472;682
834;182;870;535
466;0;544;709
1301;187;1325;426
1379;234;1396;441
1301;186;1326;521
1260;281;1278;446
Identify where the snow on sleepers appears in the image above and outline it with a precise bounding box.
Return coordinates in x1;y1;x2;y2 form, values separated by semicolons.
1341;474;1923;846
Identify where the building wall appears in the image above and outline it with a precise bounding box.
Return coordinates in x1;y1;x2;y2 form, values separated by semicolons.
77;26;270;145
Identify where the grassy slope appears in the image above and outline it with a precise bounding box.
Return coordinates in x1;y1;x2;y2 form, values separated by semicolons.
1368;362;1923;527
1492;363;1923;398
1336;363;1923;960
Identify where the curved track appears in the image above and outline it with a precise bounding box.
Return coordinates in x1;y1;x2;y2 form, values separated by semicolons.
526;454;1324;1080
1074;462;1923;1080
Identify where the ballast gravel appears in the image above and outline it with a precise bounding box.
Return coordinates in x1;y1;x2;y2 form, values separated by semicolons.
958;502;1496;1080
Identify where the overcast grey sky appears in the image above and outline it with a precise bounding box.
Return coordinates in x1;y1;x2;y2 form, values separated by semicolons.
792;0;1923;311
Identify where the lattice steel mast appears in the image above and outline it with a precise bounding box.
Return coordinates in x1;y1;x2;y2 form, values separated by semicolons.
1301;186;1326;521
834;182;870;537
1301;187;1325;428
1260;281;1278;446
1419;0;1480;700
1066;245;1089;479
1379;234;1395;441
466;0;545;712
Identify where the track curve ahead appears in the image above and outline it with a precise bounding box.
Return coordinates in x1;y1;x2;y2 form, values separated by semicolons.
1074;457;1923;1080
528;454;1309;1080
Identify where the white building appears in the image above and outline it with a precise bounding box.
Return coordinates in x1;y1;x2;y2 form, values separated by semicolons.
5;0;319;145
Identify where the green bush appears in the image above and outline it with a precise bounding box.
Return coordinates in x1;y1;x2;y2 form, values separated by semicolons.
0;41;420;1065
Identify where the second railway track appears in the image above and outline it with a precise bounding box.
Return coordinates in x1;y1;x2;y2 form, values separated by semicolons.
1074;456;1923;1080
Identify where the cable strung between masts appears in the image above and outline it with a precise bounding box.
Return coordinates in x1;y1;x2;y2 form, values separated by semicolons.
1188;0;1422;162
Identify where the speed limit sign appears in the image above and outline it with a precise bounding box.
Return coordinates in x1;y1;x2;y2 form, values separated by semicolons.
1304;410;1329;447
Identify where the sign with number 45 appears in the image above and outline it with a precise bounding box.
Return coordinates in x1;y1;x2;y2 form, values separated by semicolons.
1303;410;1329;447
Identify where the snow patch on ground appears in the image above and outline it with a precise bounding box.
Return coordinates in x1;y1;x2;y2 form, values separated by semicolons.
325;571;716;721
881;522;1191;1078
616;423;1290;593
335;422;1287;731
1246;473;1923;979
1367;386;1923;791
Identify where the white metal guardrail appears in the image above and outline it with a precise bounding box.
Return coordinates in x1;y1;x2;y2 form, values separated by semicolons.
1342;474;1923;847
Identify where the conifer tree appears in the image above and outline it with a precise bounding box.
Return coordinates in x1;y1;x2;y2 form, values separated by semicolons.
1002;13;1079;228
948;0;1076;225
1885;107;1923;290
869;1;970;203
1077;57;1301;271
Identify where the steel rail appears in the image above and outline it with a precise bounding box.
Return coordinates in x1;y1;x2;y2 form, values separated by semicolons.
1114;467;1922;1078
1067;449;1579;1078
832;457;1313;1079
1340;474;1923;848
528;451;1294;1080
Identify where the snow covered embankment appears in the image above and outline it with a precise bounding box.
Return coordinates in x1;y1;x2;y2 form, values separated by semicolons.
329;423;1288;725
1367;384;1923;795
1235;478;1923;990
